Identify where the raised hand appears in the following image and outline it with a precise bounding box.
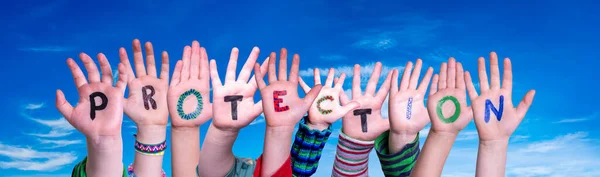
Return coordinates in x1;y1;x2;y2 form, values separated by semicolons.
299;68;360;130
210;47;269;131
253;48;322;127
388;59;433;148
426;58;472;134
340;62;394;141
56;53;127;139
120;39;169;127
167;41;213;127
465;52;535;141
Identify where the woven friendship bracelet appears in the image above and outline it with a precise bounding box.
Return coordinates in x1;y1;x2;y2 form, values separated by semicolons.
127;163;166;177
133;134;167;155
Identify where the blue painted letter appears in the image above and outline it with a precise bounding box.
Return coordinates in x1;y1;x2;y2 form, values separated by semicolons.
484;95;504;123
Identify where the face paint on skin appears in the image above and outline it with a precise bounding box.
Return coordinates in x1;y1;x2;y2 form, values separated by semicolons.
224;95;243;120
436;96;461;123
176;89;203;120
485;95;504;123
89;92;108;120
142;85;157;110
353;109;372;133
273;90;290;112
406;97;413;120
316;95;334;115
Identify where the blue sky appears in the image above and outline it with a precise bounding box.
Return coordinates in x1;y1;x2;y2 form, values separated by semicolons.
1;0;599;176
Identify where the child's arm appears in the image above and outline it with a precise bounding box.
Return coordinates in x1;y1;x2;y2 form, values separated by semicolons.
167;41;213;177
253;49;322;177
378;59;433;176
118;39;169;177
464;52;536;177
57;52;128;177
197;47;268;176
332;62;394;177
411;58;473;177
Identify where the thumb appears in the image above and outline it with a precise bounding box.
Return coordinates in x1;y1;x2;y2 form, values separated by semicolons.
303;84;323;108
516;90;536;121
56;89;74;122
333;101;360;119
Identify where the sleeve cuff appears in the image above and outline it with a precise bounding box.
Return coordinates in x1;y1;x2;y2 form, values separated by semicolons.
332;130;374;177
291;119;333;176
375;131;421;177
253;154;292;177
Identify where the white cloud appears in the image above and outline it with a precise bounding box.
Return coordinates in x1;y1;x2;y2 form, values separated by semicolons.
520;132;588;153
552;112;597;124
352;36;398;52
38;139;82;148
250;114;265;125
0;143;77;171
27;117;75;138
25;103;45;110
455;131;478;141
19;46;72;52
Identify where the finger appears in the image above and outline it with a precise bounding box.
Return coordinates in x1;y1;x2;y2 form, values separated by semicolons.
438;62;447;89
170;60;183;87
80;53;101;83
268;52;277;82
210;59;223;87
190;41;200;80
238;46;260;83
116;63;128;94
417;67;434;94
180;46;192;81
490;52;501;90
97;53;113;84
502;58;513;91
132;39;147;77
365;62;383;96
119;47;136;82
375;70;393;100
298;77;311;94
144;42;158;77
334;101;360;119
55;90;74;121
429;74;439;96
289;54;300;84
340;89;351;105
225;47;239;82
447;58;456;89
278;48;288;81
67;58;87;88
200;47;210;83
456;62;465;90
352;64;362;97
400;61;413;91
465;71;479;100
314;68;322;85
478;57;490;92
250;100;264;120
516;90;536;120
391;69;399;94
333;73;347;90
249;57;270;89
254;63;267;89
325;68;335;87
159;51;170;81
409;59;423;90
303;84;323;108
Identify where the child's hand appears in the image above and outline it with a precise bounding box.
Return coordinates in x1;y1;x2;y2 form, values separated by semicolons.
210;47;268;131
340;62;394;141
56;53;127;140
167;41;213;128
120;39;169;127
388;59;434;144
465;52;535;142
253;48;322;128
426;58;472;135
299;68;360;130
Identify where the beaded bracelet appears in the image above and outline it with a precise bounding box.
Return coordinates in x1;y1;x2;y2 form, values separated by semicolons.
133;134;167;155
127;163;166;177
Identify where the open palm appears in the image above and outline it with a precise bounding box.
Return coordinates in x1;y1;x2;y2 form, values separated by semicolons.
254;48;322;127
210;47;269;130
167;41;213;128
121;39;169;126
299;68;360;128
389;59;433;136
465;52;535;141
56;53;127;138
340;62;393;141
427;58;473;134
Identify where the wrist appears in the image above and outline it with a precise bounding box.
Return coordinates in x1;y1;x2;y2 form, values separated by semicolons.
206;124;240;145
306;122;330;131
136;125;167;144
86;135;122;152
389;132;418;145
266;125;295;136
479;138;509;150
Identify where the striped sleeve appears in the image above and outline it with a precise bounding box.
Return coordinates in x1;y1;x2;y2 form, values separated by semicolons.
291;118;333;177
375;131;420;177
332;131;374;177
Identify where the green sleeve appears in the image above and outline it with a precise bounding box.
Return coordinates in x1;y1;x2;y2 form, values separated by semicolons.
71;157;127;177
375;131;420;177
291;118;332;177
